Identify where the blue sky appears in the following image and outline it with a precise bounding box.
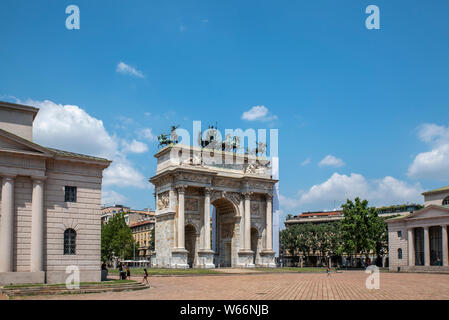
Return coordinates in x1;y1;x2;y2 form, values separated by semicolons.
1;0;449;223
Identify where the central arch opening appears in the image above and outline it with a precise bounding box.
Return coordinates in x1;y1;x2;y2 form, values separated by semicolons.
251;227;259;265
185;224;197;268
212;198;237;268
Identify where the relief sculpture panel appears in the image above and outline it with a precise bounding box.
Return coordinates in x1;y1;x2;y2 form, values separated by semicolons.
157;191;170;210
185;197;199;212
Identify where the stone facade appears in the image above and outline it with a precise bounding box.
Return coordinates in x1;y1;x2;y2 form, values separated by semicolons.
150;145;277;268
0;101;110;285
387;186;449;272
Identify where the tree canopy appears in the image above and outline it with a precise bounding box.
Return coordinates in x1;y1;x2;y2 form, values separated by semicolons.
101;212;136;262
340;197;385;258
281;197;389;266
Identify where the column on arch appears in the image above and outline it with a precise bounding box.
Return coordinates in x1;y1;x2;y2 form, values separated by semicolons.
0;175;16;272
176;185;186;249
244;192;252;250
202;187;212;250
265;193;273;251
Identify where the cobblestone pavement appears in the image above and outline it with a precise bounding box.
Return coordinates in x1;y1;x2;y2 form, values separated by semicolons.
20;271;449;300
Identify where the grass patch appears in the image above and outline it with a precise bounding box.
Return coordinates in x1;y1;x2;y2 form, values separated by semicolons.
3;279;134;289
109;268;221;275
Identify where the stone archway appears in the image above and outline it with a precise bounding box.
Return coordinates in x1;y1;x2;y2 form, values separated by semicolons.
185;224;197;268
150;145;277;269
212;198;237;267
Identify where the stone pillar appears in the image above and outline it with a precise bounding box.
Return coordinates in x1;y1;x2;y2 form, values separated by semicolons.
197;187;215;268
424;226;430;266
203;188;212;250
244;192;252;250
407;228;415;266
177;185;186;249
31;177;46;272
442;225;448;267
0;175;15;272
265;193;273;251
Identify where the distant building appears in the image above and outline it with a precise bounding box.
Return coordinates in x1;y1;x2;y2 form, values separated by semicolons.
387;186;449;272
101;204;154;225
130;216;155;260
285;204;422;226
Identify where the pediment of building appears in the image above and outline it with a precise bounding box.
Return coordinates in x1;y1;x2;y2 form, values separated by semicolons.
0;129;52;157
405;205;449;221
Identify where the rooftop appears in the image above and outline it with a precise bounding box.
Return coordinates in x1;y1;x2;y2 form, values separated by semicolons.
422;185;449;195
0;101;39;119
48;147;110;163
130;219;155;228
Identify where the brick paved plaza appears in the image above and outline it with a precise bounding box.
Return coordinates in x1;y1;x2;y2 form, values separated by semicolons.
16;271;449;300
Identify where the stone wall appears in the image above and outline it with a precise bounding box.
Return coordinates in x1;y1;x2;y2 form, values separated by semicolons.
388;223;409;270
155;213;175;267
424;191;449;207
44;160;103;283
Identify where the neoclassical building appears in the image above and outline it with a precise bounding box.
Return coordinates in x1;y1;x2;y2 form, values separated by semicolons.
387;185;449;272
0;101;110;285
150;144;277;268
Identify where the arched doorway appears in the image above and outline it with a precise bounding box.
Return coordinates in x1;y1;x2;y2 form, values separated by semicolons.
185;224;197;268
212;198;237;267
251;228;259;265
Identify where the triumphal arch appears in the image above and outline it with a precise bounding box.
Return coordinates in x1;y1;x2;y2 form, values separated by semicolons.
150;144;277;268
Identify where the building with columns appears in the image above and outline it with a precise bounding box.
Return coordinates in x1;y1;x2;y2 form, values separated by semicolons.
0;101;111;285
387;185;449;272
150;144;277;268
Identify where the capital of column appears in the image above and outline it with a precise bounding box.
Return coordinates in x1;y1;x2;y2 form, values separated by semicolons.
176;184;188;194
243;192;253;200
32;176;47;184
204;187;213;196
1;174;17;182
266;193;273;201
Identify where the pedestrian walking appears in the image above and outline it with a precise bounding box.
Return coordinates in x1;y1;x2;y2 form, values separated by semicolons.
142;268;149;286
126;265;131;280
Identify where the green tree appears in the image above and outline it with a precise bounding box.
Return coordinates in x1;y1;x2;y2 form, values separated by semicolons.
340;198;383;265
148;226;155;252
101;212;136;262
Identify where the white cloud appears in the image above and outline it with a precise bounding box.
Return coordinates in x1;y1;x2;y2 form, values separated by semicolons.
416;123;449;146
318;155;345;168
300;158;311;166
30;99;117;159
241;105;277;122
280;172;423;213
138;128;156;141
408;123;449;180
102;190;127;206
103;158;148;188
121;139;148;154
23;98;149;189
116;62;144;78
408;144;449;180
